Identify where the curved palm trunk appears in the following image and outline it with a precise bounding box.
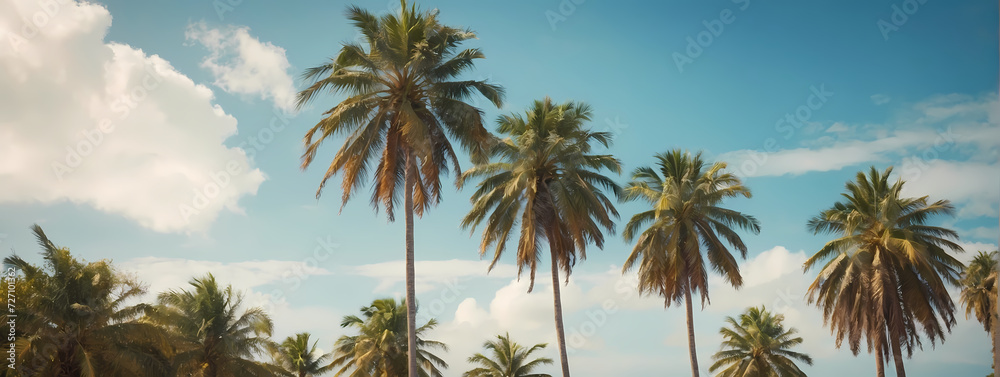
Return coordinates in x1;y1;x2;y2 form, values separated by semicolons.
684;288;700;377
549;247;572;377
404;155;419;377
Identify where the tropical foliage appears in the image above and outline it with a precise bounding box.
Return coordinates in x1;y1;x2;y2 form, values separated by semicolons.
804;166;964;377
4;225;171;377
960;251;999;374
620;149;760;377
269;333;335;377
329;298;448;377
147;274;277;377
6;1;994;376
460;98;621;377
709;306;812;377
463;333;553;377
294;0;503;374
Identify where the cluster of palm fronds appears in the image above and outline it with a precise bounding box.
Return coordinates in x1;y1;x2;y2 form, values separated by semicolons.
1;226;563;377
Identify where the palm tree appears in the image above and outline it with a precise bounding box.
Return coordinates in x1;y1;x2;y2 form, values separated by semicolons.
463;333;553;377
295;2;503;375
709;306;812;377
269;333;335;377
3;225;171;377
330;298;447;377
960;250;999;376
460;98;621;377
620;149;760;377
804;166;964;377
148;274;276;377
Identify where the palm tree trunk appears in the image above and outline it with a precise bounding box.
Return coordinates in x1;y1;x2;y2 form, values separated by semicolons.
404;154;419;377
550;247;572;377
876;347;885;377
889;336;906;377
992;313;999;377
994;213;999;377
684;289;700;377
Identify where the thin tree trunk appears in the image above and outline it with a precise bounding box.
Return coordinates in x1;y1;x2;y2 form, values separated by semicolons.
684;289;700;377
993;308;999;376
404;154;419;377
876;346;885;377
995;216;999;376
550;247;571;377
889;335;906;377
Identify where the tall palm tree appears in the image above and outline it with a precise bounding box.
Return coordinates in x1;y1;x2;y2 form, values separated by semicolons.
804;166;964;377
295;2;503;375
463;333;553;377
620;149;760;377
330;298;447;377
460;98;621;377
709;306;812;377
148;274;276;377
960;250;999;376
3;225;171;377
269;333;335;377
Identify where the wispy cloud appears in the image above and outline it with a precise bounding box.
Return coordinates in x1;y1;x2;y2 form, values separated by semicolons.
871;93;892;105
351;259;519;293
720;92;999;216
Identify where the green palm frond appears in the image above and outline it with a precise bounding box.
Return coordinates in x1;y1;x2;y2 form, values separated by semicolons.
803;166;964;370
709;306;812;377
297;0;504;218
621;149;760;306
331;298;447;377
461;97;621;292
462;333;553;377
148;273;276;377
3;225;172;377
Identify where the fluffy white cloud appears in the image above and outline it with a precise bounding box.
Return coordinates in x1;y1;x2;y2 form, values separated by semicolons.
898;159;1000;217
186;22;297;112
0;0;265;234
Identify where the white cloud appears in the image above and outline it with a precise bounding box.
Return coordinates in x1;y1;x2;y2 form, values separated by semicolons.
723;144;883;177
119;257;331;295
118;257;341;349
0;0;265;234
955;241;998;265
958;226;999;242
721;93;999;217
871;94;892;105
825;122;850;133
735;246;808;288
352;259;519;293
898;160;1000;218
186;22;297;112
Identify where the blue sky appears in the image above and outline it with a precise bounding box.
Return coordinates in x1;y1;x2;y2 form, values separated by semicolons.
0;0;997;376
